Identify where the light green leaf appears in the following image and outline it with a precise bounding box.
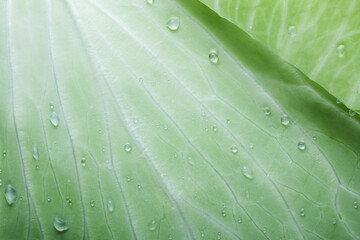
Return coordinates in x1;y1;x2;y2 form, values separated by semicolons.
199;0;360;113
0;0;359;239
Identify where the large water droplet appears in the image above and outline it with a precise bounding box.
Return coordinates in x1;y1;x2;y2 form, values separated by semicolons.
288;25;296;37
230;145;238;154
297;141;306;151
354;201;358;209
4;184;17;205
209;50;219;64
264;107;271;116
107;200;114;212
53;216;69;232
90;200;95;207
336;44;345;58
281;115;290;126
124;143;132;152
148;220;157;231
146;0;153;5
50;112;60;127
167;17;179;31
241;166;254;180
81;157;86;167
32;144;39;161
300;208;305;217
349;109;357;117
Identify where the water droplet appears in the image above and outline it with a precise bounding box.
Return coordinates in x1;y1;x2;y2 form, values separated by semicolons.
241;166;254;180
249;143;254;149
212;125;217;132
201;231;205;238
281;115;290;126
124;143;132;152
237;217;242;223
297;141;306;151
336;44;345;58
167;17;180;31
148;220;157;231
81;157;86;167
209;50;219;64
35;164;40;169
332;218;337;225
32;144;39;161
127;176;132;182
137;184;142;189
263;228;267;234
221;209;226;217
0;179;2;187
288;25;296;37
230;145;238;154
107;200;114;212
168;235;173;240
264;107;271;116
349;109;357;117
53;216;69;232
226;119;231;124
146;0;153;5
90;200;95;207
4;184;17;205
49;103;54;110
3;150;7;157
300;208;305;217
336;99;341;104
47;196;51;202
217;232;221;239
187;157;195;165
354;201;358;209
50;112;60;127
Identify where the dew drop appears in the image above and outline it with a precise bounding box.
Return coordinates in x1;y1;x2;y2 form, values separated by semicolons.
354;201;358;209
36;164;40;169
81;157;86;167
264;107;271;116
47;196;51;202
53;216;69;232
237;217;242;223
212;125;217;132
263;228;267;234
217;232;221;239
230;145;238;154
49;103;54;110
349;109;357;117
2;150;6;157
288;25;296;37
167;17;180;31
336;44;345;58
127;176;132;182
32;144;39;161
226;119;231;124
0;179;2;187
168;235;173;240
137;184;142;189
124;143;132;152
281;115;290;126
300;208;305;217
221;209;226;217
146;0;153;5
332;218;337;225
50;112;60;127
107;200;114;212
201;231;205;238
209;50;219;64
336;99;341;104
297;141;306;151
4;184;17;205
249;143;254;149
148;220;157;231
90;200;95;207
241;166;254;180
187;157;195;165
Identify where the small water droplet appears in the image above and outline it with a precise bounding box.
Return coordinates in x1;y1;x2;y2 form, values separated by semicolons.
201;231;205;238
49;103;54;110
226;119;231;124
47;196;51;202
209;50;219;64
249;143;254;149
146;0;153;5
32;144;39;161
263;228;267;234
336;99;341;104
237;217;242;223
300;208;305;217
187;157;195;165
288;25;296;37
81;157;86;167
50;112;60;127
124;143;132;152
4;184;17;205
168;235;173;240
167;17;180;31
230;145;238;154
107;200;114;212
0;179;2;187
248;25;253;31
90;200;95;207
212;125;217;132
221;209;226;217
137;184;142;189
281;115;290;126
148;220;157;231
217;232;221;239
241;166;254;180
53;216;69;232
3;150;7;157
68;199;73;206
35;164;40;169
354;201;358;209
127;176;132;182
336;44;345;58
332;218;337;225
349;109;357;117
264;107;271;116
297;141;306;151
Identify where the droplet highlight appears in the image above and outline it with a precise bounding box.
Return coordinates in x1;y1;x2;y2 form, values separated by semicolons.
209;50;219;64
230;145;238;154
336;44;345;58
124;143;132;152
146;0;153;5
264;107;271;116
241;166;254;180
167;17;180;31
90;200;95;207
288;25;297;37
53;216;69;232
107;200;114;212
297;141;306;151
4;184;17;205
281;115;290;126
50;112;60;127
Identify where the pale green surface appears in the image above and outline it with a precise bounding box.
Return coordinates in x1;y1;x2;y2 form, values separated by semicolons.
0;0;360;239
199;0;360;113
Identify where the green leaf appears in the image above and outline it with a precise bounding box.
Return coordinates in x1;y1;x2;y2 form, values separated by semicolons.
198;0;360;113
1;0;359;239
